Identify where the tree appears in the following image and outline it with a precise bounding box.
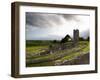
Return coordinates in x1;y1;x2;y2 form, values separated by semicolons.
86;36;89;41
53;40;57;43
61;34;71;43
79;37;85;41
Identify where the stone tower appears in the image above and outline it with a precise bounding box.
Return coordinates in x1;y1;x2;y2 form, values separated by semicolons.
73;29;79;43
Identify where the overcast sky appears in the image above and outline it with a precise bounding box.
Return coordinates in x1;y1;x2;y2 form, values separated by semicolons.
26;12;90;40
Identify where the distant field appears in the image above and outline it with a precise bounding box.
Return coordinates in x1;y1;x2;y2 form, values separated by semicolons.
26;40;54;55
26;46;48;54
26;40;89;67
26;40;54;46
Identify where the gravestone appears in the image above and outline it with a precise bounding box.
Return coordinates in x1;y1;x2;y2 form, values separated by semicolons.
73;29;79;44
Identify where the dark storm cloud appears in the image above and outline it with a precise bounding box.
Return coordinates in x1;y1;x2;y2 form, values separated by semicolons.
26;12;62;28
61;14;80;22
26;12;81;28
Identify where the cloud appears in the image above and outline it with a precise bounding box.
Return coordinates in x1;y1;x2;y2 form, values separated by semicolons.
80;29;89;39
60;14;79;22
26;12;62;28
26;12;83;28
26;12;90;40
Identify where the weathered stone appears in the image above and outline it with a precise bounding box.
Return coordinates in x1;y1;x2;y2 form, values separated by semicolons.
73;29;79;44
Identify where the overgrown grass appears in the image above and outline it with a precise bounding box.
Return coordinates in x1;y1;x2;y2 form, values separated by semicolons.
56;44;89;62
26;41;89;67
26;46;48;54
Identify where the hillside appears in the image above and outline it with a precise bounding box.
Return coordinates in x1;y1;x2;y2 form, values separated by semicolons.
26;41;89;67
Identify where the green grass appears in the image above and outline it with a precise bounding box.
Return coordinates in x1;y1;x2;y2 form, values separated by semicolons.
26;40;55;47
26;41;89;67
26;46;49;54
56;44;89;62
26;60;54;67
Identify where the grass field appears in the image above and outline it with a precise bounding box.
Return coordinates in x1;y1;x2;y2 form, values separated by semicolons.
26;40;89;67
